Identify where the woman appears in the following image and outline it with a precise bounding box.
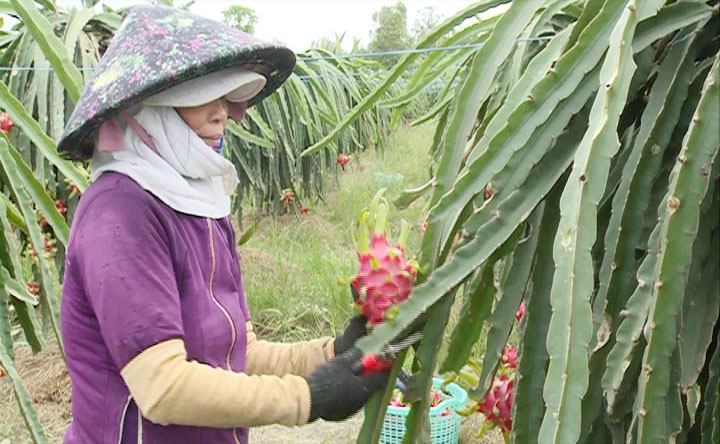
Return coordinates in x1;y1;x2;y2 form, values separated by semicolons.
57;5;387;444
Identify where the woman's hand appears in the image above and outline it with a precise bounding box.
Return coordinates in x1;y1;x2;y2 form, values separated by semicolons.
306;348;390;422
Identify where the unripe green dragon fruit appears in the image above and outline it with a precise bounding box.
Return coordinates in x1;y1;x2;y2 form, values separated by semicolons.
351;192;417;325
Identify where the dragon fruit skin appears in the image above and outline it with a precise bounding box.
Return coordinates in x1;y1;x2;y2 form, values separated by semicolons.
352;234;416;324
457;344;518;435
280;188;295;205
516;300;526;321
351;193;416;325
337;154;351;170
388;387;450;417
0;112;13;134
478;377;514;433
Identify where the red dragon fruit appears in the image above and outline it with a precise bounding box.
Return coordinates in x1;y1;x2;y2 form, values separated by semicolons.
337;154;351;170
55;199;68;215
351;192;417;325
280;188;295;205
477;375;514;433
515;300;526;322
26;282;40;298
389;387;451;416
453;342;519;439
0;112;14;134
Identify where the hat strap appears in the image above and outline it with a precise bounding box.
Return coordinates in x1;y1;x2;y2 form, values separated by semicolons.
228;101;248;121
97;111;159;155
124;111;159;153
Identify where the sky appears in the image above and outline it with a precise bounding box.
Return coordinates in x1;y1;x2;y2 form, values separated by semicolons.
52;0;479;52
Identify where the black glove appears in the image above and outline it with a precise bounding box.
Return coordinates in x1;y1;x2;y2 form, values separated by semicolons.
334;314;368;355
306;348;390;422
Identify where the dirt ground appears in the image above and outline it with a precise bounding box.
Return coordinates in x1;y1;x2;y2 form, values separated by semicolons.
252;416;504;444
1;342;503;443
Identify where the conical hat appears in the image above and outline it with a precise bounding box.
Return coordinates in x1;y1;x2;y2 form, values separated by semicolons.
58;5;295;161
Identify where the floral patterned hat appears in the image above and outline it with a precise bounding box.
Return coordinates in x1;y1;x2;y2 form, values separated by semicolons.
58;5;296;161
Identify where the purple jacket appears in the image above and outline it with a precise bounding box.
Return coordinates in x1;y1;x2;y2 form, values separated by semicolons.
61;172;250;444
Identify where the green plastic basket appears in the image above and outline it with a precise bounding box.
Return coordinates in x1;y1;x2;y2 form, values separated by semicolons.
380;377;468;444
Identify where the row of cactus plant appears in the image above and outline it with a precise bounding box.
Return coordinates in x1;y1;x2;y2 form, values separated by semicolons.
0;0;408;218
228;48;404;217
304;0;718;442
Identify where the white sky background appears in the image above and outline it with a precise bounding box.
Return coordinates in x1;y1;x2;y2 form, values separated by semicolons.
52;0;480;52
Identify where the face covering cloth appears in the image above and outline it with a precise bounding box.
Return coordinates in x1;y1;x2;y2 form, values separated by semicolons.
90;105;239;219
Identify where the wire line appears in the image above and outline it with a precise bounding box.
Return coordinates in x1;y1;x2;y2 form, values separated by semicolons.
298;37;552;61
0;37;555;72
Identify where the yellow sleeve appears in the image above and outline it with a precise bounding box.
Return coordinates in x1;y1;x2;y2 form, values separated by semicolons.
120;339;311;427
245;321;335;377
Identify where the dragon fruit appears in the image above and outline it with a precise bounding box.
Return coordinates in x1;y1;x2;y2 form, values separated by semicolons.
515;300;526;321
477;375;514;433
26;282;40;299
337;154;351;170
351;192;416;325
453;343;519;438
0;112;14;134
475;346;518;435
280;188;295;205
389;387;451;416
55;199;68;215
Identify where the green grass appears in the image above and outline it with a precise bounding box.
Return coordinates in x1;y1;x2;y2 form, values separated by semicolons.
240;123;435;342
240;120;522;360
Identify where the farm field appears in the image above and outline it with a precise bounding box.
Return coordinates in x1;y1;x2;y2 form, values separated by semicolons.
0;123;501;444
2;1;718;442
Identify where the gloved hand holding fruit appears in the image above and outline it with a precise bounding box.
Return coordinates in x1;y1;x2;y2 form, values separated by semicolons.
305;348;391;421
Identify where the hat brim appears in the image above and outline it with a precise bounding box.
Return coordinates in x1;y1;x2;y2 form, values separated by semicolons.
143;67;267;107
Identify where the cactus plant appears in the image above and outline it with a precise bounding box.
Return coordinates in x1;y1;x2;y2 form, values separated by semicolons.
315;1;719;443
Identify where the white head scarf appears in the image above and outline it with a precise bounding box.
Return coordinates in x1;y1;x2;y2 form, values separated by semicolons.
90;105;239;219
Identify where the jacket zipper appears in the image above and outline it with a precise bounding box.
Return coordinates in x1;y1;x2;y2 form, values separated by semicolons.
207;219;241;444
137;407;143;444
117;395;132;444
207;219;238;369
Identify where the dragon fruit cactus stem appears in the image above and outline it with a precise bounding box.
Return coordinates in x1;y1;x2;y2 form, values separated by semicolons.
351;192;417;325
